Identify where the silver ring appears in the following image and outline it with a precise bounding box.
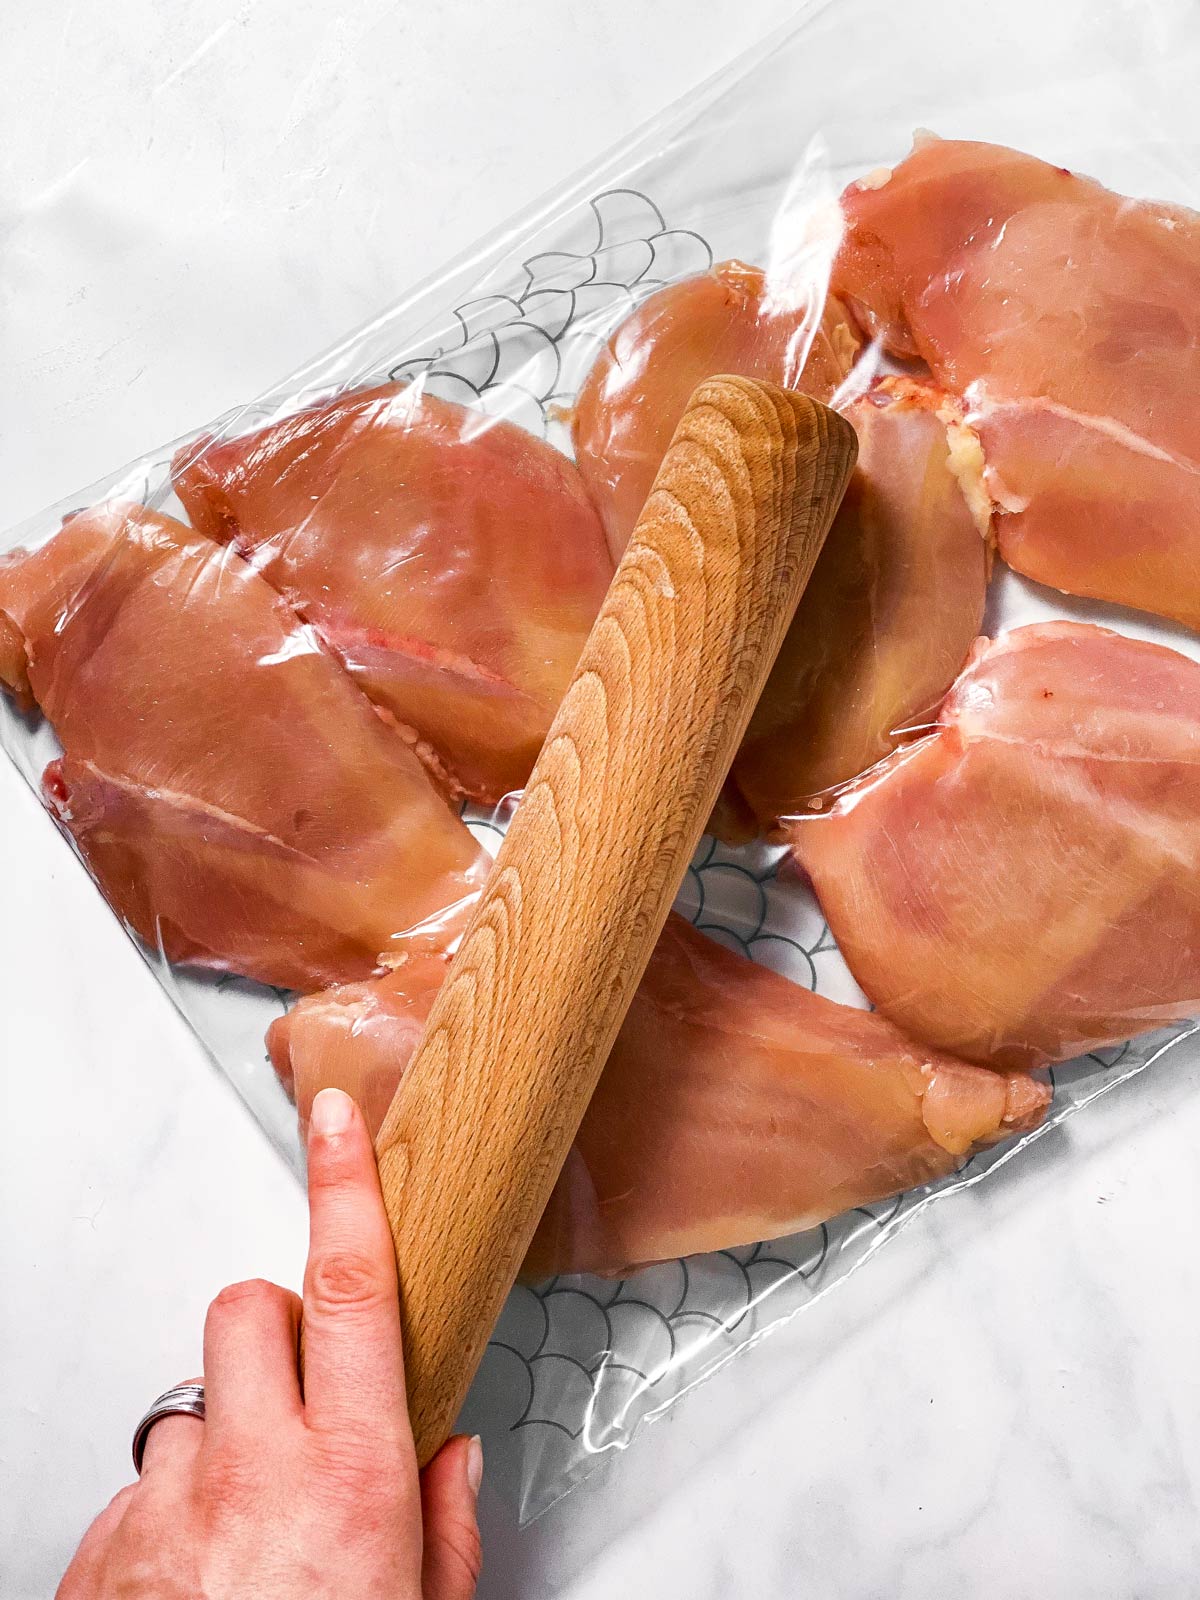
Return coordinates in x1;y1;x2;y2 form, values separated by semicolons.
132;1382;206;1474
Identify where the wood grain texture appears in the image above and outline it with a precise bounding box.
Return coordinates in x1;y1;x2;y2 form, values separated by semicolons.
374;377;857;1463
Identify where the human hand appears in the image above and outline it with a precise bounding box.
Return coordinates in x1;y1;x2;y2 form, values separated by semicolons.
57;1087;482;1598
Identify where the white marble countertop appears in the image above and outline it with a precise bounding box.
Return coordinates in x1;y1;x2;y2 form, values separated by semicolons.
3;3;1200;1595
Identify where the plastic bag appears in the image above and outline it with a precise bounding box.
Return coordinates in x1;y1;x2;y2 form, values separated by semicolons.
2;0;1199;1524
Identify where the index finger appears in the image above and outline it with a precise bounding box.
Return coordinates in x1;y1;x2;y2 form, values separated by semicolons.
302;1087;412;1449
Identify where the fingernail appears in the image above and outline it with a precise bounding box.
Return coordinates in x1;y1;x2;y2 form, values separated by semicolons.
310;1087;353;1136
466;1434;483;1498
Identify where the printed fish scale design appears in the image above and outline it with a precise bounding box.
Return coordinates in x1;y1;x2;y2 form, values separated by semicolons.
388;190;713;450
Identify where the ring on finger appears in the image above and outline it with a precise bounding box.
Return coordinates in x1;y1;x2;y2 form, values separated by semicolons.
132;1383;207;1474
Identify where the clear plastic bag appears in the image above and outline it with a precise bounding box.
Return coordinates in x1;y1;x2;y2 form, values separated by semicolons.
2;0;1199;1524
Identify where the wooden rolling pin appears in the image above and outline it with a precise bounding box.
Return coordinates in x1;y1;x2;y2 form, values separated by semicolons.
375;377;857;1463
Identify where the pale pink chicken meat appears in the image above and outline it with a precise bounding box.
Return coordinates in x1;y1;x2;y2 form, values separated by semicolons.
0;503;488;992
789;623;1200;1069
727;377;989;827
572;260;861;562
833;136;1200;629
174;384;614;804
268;915;1049;1277
572;263;989;831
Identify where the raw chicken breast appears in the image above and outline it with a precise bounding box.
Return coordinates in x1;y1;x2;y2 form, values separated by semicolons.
174;384;614;804
269;950;454;1128
833;136;1200;628
726;378;989;827
789;623;1200;1069
572;261;860;561
571;266;984;832
0;503;488;991
973;399;1200;625
268;915;1049;1276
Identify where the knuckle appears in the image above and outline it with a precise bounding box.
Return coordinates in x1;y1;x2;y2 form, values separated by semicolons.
309;1437;405;1516
209;1277;285;1316
205;1279;298;1342
306;1250;391;1314
310;1431;383;1482
310;1423;410;1485
109;1491;181;1556
196;1448;263;1515
306;1147;359;1194
108;1482;140;1514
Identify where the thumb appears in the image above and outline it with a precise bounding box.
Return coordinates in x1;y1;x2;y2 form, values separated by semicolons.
421;1433;483;1600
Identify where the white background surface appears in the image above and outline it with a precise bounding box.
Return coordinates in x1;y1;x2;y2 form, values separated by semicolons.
3;3;1200;1595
